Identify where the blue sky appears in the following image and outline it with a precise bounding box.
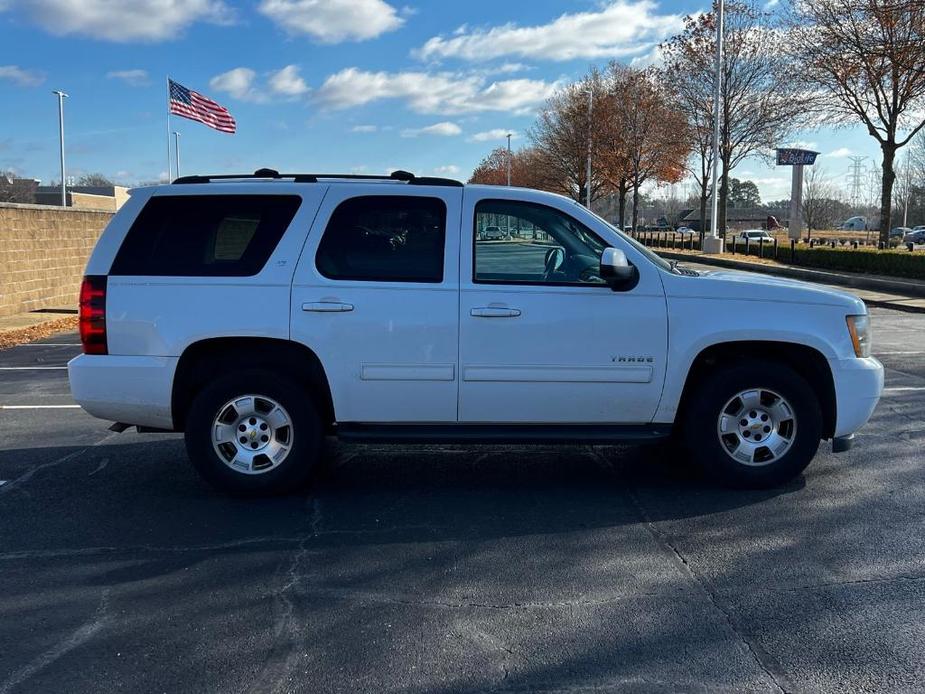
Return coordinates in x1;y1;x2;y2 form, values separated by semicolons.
0;0;891;201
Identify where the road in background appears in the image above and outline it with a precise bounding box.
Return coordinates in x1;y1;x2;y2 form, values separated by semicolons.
0;307;922;693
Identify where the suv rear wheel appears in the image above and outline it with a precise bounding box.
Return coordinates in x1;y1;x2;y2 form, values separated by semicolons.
682;359;822;488
184;369;321;495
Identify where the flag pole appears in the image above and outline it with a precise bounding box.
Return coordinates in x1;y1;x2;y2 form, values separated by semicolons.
166;76;172;182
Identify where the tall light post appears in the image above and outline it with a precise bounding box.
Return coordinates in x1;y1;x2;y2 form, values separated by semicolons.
506;132;512;186
173;131;181;178
704;0;725;254
52;90;68;206
586;86;593;210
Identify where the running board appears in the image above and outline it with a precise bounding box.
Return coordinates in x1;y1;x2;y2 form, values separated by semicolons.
336;423;672;445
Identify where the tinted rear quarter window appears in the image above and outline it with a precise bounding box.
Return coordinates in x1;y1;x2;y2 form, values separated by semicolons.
111;194;301;276
315;195;446;283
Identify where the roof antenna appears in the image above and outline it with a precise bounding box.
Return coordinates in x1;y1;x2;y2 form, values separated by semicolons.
253;168;280;178
389;170;415;181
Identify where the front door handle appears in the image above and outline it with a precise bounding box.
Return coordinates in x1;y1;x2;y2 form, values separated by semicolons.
302;302;354;313
470;307;521;318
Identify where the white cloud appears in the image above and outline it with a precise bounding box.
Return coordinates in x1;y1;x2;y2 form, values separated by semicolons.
259;0;403;43
468;128;517;143
827;147;853;158
434;165;460;175
0;65;44;87
415;0;683;63
315;67;560;115
351;125;378;133
106;69;149;87
209;67;265;103
268;65;309;97
7;0;232;42
401;121;462;138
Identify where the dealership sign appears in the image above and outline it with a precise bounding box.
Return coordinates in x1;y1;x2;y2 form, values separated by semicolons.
776;148;819;166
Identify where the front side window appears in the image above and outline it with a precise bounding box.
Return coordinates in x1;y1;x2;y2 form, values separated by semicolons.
474;200;609;285
315;195;447;283
111;194;300;277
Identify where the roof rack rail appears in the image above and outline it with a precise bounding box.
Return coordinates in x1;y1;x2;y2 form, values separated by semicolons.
172;168;463;187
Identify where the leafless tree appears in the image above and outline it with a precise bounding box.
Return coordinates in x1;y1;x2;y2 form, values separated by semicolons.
662;1;800;233
0;170;37;203
802;166;838;236
787;0;925;244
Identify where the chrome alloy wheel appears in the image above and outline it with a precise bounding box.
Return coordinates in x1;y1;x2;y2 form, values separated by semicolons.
716;388;797;466
211;395;293;475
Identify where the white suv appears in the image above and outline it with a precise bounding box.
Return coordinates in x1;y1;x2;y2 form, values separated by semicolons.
69;169;883;494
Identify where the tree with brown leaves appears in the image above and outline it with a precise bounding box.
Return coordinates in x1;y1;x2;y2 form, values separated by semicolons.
788;0;925;244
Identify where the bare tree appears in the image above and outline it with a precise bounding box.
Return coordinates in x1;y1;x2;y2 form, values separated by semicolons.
660;29;716;232
802;166;837;236
788;0;925;244
0;170;37;203
662;1;800;232
76;172;114;187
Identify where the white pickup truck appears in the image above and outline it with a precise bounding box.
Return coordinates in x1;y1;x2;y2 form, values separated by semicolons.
69;169;883;494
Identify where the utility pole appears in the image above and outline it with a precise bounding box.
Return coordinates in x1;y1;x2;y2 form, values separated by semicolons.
173;131;181;178
704;0;725;254
586;86;593;209
52;90;68;206
506;133;512;186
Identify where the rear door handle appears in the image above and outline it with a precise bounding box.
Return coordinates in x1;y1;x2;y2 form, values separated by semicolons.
302;302;354;313
470;307;521;318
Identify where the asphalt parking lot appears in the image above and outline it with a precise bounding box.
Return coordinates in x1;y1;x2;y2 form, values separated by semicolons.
0;307;923;693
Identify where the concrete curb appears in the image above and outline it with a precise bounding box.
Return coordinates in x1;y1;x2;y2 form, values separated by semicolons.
659;251;925;299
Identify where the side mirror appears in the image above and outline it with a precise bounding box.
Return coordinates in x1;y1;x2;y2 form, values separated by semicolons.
600;247;636;290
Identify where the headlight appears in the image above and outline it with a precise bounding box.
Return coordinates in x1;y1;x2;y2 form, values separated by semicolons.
846;314;872;358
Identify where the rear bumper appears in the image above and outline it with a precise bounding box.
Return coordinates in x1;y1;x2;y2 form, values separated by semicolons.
830;356;883;438
67;354;178;430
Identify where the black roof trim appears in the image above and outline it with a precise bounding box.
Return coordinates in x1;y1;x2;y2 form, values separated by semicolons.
172;168;463;187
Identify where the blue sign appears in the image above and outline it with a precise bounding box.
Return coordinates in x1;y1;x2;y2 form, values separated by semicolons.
776;148;819;166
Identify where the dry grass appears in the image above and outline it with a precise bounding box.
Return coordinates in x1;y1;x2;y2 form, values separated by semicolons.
0;316;78;350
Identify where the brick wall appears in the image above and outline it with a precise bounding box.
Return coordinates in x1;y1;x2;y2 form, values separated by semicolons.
0;203;113;318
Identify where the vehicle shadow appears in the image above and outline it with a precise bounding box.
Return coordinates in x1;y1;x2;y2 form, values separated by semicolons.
0;437;800;558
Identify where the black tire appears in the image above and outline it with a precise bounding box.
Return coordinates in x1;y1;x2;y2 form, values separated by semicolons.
682;358;822;488
184;368;321;495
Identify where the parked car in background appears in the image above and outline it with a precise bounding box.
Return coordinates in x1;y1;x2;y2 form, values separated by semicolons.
676;226;695;235
903;229;925;245
890;227;911;239
737;229;774;243
481;225;505;240
837;216;868;231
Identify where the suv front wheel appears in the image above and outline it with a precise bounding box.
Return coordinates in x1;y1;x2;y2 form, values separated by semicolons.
184;369;321;495
682;359;823;488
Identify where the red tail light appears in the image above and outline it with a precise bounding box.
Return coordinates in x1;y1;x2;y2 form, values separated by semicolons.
79;275;107;355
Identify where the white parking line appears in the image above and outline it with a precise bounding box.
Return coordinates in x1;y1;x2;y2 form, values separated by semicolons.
0;367;68;370
14;343;81;347
0;405;80;409
881;387;925;394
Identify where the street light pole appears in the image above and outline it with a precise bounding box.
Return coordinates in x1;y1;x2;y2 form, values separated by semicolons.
705;0;725;254
173;131;181;178
52;90;68;206
586;86;593;210
506;133;512;186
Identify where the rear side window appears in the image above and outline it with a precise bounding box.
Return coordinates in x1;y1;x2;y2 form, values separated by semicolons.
111;195;301;276
315;195;446;283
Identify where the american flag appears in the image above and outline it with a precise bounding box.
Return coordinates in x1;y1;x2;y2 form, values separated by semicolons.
168;79;236;134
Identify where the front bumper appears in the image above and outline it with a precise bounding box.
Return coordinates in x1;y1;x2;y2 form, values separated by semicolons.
829;356;884;438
